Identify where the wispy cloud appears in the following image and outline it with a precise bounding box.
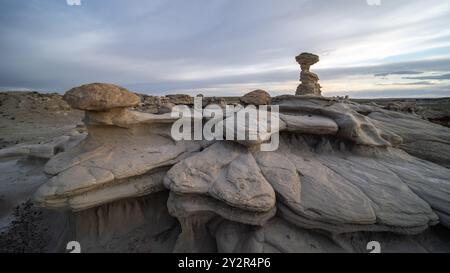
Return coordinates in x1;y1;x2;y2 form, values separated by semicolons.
374;71;423;77
403;73;450;80
0;0;449;98
375;81;435;86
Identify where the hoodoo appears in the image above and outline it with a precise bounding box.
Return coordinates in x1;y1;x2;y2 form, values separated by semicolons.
295;52;322;96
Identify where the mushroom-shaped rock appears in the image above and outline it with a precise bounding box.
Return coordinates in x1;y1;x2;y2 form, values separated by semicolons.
240;89;271;105
63;83;140;111
295;53;319;70
295;53;322;96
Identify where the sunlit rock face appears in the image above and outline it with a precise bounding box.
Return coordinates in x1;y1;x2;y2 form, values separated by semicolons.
240;89;271;105
2;78;449;252
63;83;141;111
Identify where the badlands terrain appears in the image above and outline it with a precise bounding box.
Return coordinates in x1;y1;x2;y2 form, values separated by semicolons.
0;87;449;252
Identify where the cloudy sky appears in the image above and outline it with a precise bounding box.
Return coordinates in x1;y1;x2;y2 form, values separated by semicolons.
1;0;450;98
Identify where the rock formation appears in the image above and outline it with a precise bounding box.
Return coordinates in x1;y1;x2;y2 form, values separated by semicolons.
240;89;271;105
295;53;322;96
34;114;200;210
1;82;450;253
64;83;140;111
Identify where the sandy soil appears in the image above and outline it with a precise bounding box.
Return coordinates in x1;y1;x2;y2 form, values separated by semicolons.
0;92;83;252
0;92;84;148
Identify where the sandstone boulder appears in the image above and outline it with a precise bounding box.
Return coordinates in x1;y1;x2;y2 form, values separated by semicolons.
240;90;271;105
64;83;140;111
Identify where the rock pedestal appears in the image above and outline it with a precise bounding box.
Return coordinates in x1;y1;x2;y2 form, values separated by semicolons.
295;53;321;96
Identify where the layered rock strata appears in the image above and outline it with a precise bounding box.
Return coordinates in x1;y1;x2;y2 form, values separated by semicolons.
2;82;449;252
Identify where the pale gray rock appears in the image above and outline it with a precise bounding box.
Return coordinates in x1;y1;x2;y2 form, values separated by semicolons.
274;95;401;146
316;152;438;229
0;133;86;159
367;109;450;168
37;168;168;211
283;150;376;227
254;151;301;208
214;218;344;253
279;113;338;135
84;108;179;127
167;192;276;226
219;108;286;147
158;102;176;114
373;148;450;228
35;123;201;210
270;135;440;235
164;142;276;212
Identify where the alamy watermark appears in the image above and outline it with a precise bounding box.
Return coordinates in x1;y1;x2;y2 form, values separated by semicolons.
66;241;81;253
170;97;280;152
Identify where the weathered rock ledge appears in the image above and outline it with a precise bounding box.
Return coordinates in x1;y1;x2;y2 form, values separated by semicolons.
1;82;449;253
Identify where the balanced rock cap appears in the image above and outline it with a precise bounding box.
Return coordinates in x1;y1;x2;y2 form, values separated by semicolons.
240;89;271;105
64;83;140;111
295;52;319;66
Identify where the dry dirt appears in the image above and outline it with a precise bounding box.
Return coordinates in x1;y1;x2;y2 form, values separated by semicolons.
0;92;84;149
